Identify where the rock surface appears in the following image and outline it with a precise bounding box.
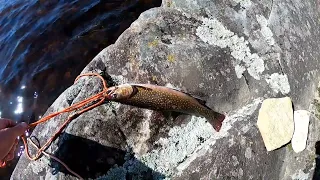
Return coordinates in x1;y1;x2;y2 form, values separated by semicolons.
292;110;311;153
10;0;320;179
257;97;294;151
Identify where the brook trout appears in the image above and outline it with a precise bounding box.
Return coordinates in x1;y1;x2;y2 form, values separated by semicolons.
106;84;226;132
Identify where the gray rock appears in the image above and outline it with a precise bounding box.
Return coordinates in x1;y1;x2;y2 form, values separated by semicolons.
11;0;320;179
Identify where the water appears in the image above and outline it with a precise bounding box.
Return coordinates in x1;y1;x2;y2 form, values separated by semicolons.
0;0;161;178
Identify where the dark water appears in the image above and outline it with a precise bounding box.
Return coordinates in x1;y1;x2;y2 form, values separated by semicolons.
0;0;161;178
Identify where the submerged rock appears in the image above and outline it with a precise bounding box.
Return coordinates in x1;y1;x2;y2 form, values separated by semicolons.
292;110;311;153
257;97;294;151
11;0;320;179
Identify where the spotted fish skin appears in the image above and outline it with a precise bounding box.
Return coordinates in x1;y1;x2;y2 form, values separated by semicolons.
107;84;225;132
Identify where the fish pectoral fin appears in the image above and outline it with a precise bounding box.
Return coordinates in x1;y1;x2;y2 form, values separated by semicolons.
129;85;139;98
161;111;186;119
128;85;153;98
169;111;189;119
161;111;191;126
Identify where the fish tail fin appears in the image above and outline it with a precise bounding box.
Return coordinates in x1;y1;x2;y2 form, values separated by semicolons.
207;112;226;132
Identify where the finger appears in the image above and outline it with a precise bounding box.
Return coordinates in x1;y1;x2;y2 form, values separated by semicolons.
4;151;14;161
5;140;19;161
0;119;16;129
0;123;28;160
10;140;18;153
7;122;29;137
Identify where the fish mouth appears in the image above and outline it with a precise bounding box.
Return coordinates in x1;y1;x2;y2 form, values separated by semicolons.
105;87;118;98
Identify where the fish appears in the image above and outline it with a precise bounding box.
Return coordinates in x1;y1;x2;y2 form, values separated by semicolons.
105;84;226;132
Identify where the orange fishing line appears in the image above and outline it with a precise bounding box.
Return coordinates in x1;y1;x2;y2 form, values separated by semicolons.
1;73;111;179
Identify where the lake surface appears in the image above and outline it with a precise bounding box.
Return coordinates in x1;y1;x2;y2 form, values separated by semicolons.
0;0;161;178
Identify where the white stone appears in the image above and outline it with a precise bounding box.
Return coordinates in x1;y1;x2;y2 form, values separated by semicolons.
257;97;294;151
292;110;310;153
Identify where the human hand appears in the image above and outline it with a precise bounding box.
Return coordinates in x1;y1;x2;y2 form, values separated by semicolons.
0;119;28;164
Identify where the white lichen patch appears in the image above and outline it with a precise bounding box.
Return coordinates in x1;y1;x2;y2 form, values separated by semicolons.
233;0;252;8
28;156;50;175
265;73;291;94
110;74;128;84
140;116;215;176
230;168;244;179
196;16;292;94
229;136;235;147
232;156;239;166
245;147;252;159
291;169;309;180
239;168;244;177
235;65;246;78
240;137;246;146
196;17;265;80
241;124;251;133
256;15;275;46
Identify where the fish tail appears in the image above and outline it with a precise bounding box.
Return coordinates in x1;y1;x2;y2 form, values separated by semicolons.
207;112;225;132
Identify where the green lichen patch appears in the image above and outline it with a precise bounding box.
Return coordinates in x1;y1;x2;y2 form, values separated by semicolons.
167;0;173;7
148;39;159;48
287;143;293;152
167;54;175;63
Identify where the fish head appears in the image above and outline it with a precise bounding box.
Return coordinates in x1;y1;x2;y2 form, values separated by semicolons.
106;84;134;100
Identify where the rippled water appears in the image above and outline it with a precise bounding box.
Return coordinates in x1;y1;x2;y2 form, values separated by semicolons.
0;0;161;178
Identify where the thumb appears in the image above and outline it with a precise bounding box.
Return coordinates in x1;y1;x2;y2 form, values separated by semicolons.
8;122;29;137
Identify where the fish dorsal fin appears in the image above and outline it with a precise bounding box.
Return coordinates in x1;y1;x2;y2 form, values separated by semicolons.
188;94;210;108
193;96;207;106
131;85;153;91
170;88;208;106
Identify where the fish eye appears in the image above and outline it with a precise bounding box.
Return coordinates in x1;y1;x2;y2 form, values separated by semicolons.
112;94;118;98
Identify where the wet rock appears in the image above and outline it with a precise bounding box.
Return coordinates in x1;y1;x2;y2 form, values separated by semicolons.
257;97;294;151
292;110;311;153
11;0;320;179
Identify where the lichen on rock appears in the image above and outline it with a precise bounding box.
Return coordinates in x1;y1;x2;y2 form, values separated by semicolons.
11;0;320;179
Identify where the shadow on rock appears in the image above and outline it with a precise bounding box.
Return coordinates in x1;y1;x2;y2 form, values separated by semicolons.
50;133;165;179
313;141;320;179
